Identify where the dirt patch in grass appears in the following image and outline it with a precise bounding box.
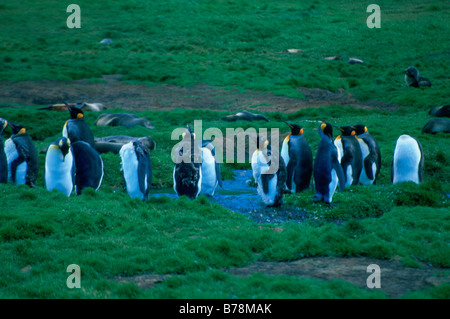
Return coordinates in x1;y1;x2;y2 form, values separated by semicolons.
0;74;399;112
114;256;449;298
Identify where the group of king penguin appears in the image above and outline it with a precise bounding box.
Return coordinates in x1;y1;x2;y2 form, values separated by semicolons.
0;107;424;205
0;103;152;201
251;121;424;207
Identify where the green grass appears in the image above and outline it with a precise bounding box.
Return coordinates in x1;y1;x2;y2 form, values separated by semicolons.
0;0;449;299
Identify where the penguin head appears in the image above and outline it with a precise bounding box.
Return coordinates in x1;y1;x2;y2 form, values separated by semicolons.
336;126;356;137
404;66;419;82
256;135;270;151
284;122;304;135
8;122;26;135
351;124;368;135
319;122;333;140
0;118;7;134
50;137;71;160
65;102;85;119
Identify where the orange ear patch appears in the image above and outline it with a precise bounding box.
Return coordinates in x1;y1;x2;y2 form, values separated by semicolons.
77;113;84;119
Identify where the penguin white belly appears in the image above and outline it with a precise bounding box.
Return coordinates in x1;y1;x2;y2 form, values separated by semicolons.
334;139;344;161
358;140;374;185
45;150;74;196
328;169;338;203
4;138;27;184
345;165;353;188
120;143;144;200
393;136;421;184
280;139;294;192
200;148;217;196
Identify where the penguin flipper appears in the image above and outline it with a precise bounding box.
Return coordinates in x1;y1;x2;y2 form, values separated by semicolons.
215;162;223;188
331;149;346;192
364;154;377;181
10;155;26;184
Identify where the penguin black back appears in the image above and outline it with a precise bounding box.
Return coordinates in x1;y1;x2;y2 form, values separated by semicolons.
71;140;104;195
6;122;39;187
352;124;381;184
281;122;313;192
173;126;202;199
335;125;363;186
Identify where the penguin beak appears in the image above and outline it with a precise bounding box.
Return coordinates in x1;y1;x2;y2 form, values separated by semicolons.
2;120;7;130
284;121;293;129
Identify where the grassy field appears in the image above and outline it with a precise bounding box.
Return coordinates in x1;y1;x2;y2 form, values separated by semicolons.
0;0;449;299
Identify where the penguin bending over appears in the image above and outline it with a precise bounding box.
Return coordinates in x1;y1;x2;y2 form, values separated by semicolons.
173;126;202;199
63;102;96;148
0;118;8;184
45;137;75;196
280;122;313;193
391;135;424;184
120;140;152;201
251;136;287;207
200;140;222;196
4;122;39;187
334;126;363;187
313;123;345;204
352;124;381;185
404;66;431;88
71;140;104;195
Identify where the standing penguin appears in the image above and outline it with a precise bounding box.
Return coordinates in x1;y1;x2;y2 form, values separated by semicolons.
391;135;424;184
62;102;96;148
251;135;287;207
71;140;104;195
119;140;152;201
280;122;313;193
334;126;363;187
4;122;39;187
0;118;8;184
352;124;381;185
313;123;345;204
44;137;75;196
200;140;222;196
173;126;202;199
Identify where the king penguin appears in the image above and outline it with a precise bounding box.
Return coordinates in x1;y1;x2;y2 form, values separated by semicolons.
334;126;363;187
251;135;287;207
199;139;222;196
391;135;424;184
0;118;8;184
4;122;39;187
71;140;104;195
173;126;202;199
351;124;381;185
120;140;152;201
44;137;75;196
280;122;313;193
62;102;96;148
313;123;345;204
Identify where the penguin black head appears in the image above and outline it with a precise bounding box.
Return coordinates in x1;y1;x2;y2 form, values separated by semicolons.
319;122;333;140
49;137;71;160
0;118;7;134
351;124;368;135
65;102;85;119
256;135;270;151
336;126;356;137
8;122;26;135
404;66;420;82
284;121;304;135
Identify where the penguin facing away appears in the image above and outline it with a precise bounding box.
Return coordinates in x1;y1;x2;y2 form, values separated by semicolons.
4;122;39;187
313;123;345;204
45;137;75;196
71;140;104;195
334;126;363;187
280;122;313;193
120;140;152;201
351;124;381;185
173;126;202;199
391;135;424;184
63;102;96;148
0;118;8;183
251;135;287;207
199;139;222;196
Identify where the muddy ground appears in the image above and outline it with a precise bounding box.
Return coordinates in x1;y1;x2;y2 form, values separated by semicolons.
1;76;447;298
